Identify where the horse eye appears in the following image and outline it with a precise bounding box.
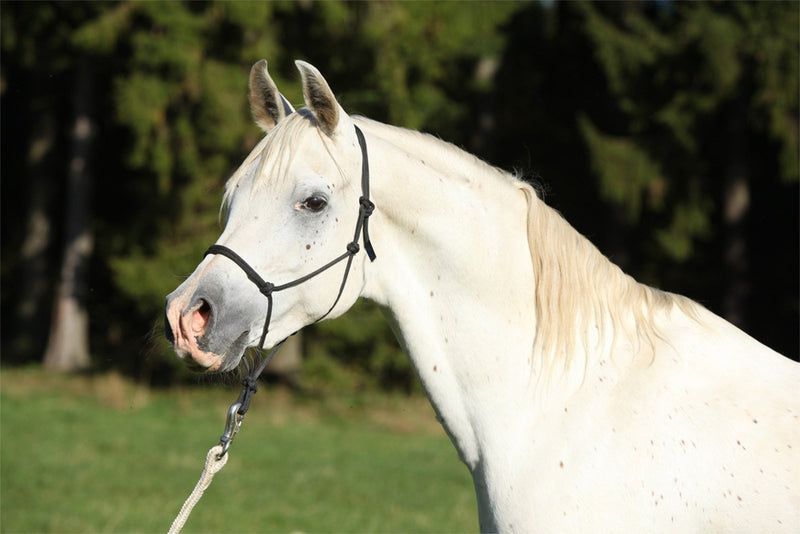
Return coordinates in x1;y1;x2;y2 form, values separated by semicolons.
303;196;327;212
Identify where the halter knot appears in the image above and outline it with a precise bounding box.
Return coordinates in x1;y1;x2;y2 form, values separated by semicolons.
346;242;360;255
258;281;275;297
359;197;375;216
236;375;260;416
358;197;376;262
241;375;259;394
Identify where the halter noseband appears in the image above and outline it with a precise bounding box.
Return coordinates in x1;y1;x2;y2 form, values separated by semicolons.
204;125;376;448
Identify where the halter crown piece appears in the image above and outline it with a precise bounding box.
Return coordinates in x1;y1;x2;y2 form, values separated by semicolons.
203;125;376;457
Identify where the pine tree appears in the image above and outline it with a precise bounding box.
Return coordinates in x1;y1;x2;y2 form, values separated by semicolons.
578;1;798;335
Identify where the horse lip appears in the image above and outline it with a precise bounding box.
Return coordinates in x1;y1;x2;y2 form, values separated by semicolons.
193;329;251;373
182;355;216;373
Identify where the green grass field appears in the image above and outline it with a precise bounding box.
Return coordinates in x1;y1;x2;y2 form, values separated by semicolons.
1;368;477;533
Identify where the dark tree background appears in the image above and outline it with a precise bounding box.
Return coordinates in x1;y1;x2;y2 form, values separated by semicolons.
2;1;797;388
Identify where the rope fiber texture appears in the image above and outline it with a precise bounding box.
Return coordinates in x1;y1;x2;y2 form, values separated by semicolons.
168;445;229;534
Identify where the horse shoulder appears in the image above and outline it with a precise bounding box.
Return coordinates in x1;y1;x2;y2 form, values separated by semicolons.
528;304;800;529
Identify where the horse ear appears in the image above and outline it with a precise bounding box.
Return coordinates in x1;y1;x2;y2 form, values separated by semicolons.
249;59;294;133
295;60;348;137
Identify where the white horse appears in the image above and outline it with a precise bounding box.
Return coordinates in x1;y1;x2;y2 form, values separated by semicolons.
165;60;799;533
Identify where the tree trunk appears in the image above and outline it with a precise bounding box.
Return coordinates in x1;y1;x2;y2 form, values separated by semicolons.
13;111;56;360
43;59;95;372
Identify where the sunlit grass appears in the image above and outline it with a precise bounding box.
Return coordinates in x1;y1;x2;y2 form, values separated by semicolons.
1;367;477;533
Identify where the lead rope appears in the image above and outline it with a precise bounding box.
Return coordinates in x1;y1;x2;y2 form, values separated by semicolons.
167;446;228;534
168;338;283;534
168;125;375;533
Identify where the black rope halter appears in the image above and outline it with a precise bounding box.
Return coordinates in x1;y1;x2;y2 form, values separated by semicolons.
205;125;376;455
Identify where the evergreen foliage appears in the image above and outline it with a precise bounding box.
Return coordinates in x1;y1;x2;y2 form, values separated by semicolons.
577;1;799;261
1;1;797;387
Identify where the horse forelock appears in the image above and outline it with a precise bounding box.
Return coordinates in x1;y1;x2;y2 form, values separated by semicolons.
222;110;323;213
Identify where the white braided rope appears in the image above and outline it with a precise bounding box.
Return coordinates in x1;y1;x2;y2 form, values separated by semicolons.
168;445;229;534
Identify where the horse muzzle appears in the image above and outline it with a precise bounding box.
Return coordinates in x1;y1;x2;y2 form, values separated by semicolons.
164;280;256;373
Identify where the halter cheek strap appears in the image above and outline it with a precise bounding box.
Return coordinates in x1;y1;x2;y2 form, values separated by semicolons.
202;125;376;444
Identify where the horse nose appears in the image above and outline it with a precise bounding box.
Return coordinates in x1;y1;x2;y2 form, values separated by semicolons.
188;297;213;338
164;290;217;347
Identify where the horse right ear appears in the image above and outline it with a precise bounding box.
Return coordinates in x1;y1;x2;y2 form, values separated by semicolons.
249;59;294;133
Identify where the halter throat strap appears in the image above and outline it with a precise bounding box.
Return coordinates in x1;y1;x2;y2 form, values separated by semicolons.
203;124;376;419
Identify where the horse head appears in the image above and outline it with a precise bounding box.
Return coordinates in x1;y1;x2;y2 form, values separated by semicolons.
164;60;373;372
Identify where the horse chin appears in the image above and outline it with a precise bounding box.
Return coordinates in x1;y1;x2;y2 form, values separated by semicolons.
174;346;225;373
181;356;221;373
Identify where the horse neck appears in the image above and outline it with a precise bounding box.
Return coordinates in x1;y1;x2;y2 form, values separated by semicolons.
358;121;535;341
358;121;541;464
356;121;693;455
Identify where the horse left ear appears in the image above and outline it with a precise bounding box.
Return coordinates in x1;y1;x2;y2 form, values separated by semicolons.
249;59;294;133
295;60;349;137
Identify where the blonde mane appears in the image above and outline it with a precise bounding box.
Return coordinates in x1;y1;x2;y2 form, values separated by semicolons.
517;181;699;373
223;110;322;212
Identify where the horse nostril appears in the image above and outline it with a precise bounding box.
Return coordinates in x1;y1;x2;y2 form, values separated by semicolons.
191;299;212;336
